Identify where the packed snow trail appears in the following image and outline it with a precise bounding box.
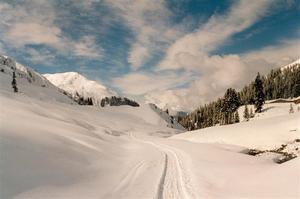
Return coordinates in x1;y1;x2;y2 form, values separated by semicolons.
129;132;197;199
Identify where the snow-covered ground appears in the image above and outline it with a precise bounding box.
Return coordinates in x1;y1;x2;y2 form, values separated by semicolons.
0;88;188;198
1;90;300;198
175;102;300;150
1;57;299;198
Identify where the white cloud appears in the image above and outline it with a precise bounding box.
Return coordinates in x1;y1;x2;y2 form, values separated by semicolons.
26;48;56;65
112;71;193;95
242;39;300;69
158;0;273;71
128;44;150;70
0;1;104;60
105;0;186;70
73;36;103;58
7;22;62;48
0;1;60;46
148;38;300;111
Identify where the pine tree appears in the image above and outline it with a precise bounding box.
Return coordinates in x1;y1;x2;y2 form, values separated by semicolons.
88;98;93;105
221;88;240;124
249;108;255;118
254;73;265;113
289;104;294;114
100;98;105;107
11;71;18;92
234;111;240;123
293;75;300;97
243;105;250;121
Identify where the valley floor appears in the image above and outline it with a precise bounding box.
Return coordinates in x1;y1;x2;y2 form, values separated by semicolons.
0;90;299;199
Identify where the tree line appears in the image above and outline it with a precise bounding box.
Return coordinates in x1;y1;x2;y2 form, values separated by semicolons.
178;64;300;130
100;96;139;107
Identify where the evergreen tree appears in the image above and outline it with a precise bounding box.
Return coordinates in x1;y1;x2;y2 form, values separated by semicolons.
11;71;18;92
243;105;250;121
249;108;255;118
100;98;105;107
221;88;240;124
88;98;93;105
234;111;240;123
293;75;300;97
254;73;265;113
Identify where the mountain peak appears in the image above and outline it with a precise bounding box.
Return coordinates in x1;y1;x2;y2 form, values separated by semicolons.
44;72;116;106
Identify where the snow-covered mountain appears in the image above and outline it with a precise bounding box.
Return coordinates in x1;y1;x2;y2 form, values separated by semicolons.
149;103;186;130
44;72;116;106
0;55;74;103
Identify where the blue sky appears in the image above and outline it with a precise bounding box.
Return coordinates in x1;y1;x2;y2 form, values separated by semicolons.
0;0;299;110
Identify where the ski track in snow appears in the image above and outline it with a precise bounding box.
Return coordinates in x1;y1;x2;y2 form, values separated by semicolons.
113;160;145;192
129;132;197;199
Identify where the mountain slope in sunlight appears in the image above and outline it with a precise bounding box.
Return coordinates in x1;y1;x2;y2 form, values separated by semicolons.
44;72;116;106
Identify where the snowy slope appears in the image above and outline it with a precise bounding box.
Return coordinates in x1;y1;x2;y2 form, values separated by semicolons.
1;91;299;198
0;89;183;198
0;55;74;104
282;58;300;70
174;102;300;150
149;103;186;131
44;72;116;106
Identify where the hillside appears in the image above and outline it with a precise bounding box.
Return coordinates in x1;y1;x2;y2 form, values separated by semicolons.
175;102;300;149
0;55;74;104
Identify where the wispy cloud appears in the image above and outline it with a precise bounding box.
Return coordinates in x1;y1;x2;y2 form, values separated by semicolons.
158;0;274;70
105;0;186;70
7;22;63;48
73;36;103;59
25;48;56;66
0;0;104;61
112;71;193;95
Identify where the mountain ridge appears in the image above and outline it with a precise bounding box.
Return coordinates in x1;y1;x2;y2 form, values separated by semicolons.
44;72;116;106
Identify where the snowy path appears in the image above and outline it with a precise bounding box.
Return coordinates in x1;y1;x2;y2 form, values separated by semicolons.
129;132;196;199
